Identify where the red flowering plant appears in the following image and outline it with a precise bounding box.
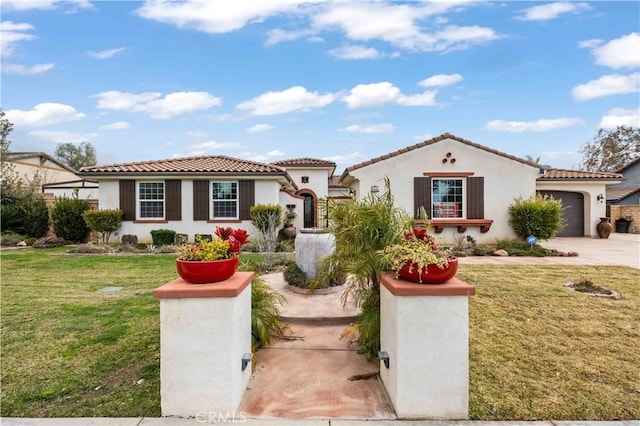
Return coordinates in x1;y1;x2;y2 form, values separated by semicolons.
177;227;250;261
380;226;452;278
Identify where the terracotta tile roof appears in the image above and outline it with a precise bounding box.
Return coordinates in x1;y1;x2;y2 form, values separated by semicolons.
341;133;542;179
537;168;623;181
79;155;288;176
271;157;337;168
606;185;640;201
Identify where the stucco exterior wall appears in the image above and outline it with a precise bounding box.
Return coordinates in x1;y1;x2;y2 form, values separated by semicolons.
286;169;330;199
11;157;80;187
97;178;281;243
536;181;607;237
347;138;540;243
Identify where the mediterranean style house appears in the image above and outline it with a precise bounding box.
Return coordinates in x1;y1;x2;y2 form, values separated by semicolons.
78;133;622;243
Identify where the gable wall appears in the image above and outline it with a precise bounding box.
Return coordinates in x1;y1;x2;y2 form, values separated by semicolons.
347;137;540;243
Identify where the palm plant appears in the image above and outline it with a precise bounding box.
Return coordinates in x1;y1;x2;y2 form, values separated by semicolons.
318;178;410;359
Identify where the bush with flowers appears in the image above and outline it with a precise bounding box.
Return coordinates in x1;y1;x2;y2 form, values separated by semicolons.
380;226;453;281
177;227;249;261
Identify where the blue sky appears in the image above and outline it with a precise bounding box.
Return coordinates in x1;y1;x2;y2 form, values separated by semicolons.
2;1;639;173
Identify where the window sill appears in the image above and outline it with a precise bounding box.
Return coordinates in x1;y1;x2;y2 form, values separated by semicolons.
134;219;168;224
207;219;241;223
431;219;493;234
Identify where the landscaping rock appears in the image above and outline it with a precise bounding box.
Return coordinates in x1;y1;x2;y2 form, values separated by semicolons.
17;241;27;247
568;251;579;257
494;249;509;257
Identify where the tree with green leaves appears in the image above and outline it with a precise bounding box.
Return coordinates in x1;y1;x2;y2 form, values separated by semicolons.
579;126;640;172
1;110;22;202
54;141;97;170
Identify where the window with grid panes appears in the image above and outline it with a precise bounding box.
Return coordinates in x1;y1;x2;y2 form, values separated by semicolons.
431;178;463;218
211;181;238;219
138;182;165;219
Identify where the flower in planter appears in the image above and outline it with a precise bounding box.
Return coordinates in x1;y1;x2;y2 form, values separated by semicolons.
380;226;453;281
177;227;250;261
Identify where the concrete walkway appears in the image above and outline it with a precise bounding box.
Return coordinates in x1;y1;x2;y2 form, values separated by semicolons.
460;233;639;269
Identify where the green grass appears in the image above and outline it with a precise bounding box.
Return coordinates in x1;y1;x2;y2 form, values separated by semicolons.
460;265;640;420
1;249;639;419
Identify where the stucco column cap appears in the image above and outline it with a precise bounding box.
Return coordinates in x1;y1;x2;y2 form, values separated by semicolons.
153;271;254;299
381;272;475;296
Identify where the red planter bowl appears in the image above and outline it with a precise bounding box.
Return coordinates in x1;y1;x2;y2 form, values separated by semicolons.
176;257;239;284
397;257;458;284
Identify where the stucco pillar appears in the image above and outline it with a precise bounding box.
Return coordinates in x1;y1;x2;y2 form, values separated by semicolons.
379;273;475;419
153;272;254;418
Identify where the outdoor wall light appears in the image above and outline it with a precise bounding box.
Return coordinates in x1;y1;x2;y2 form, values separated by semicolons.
378;351;390;369
370;185;380;193
597;194;605;203
241;353;252;371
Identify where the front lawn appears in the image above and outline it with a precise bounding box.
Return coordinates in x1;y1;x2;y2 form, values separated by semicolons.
1;248;638;419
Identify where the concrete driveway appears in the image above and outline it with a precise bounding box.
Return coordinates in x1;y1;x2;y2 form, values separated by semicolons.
459;233;640;269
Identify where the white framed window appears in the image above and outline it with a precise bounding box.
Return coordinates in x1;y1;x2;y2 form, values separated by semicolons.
211;181;238;219
138;181;165;219
431;178;464;219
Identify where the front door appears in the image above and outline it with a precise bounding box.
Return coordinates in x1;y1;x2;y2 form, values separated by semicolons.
303;194;315;228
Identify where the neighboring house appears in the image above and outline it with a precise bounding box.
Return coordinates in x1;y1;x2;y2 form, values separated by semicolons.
5;152;97;201
78;133;622;243
606;157;640;233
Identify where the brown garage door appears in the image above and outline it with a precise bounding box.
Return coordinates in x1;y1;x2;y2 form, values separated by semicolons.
539;191;584;237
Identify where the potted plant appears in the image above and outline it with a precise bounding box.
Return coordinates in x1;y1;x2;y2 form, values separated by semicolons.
176;226;249;284
380;226;457;284
282;211;297;239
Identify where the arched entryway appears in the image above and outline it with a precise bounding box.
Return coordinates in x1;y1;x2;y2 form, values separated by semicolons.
297;190;316;228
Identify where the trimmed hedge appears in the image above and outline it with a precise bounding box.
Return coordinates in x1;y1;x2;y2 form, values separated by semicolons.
150;229;176;246
508;193;563;241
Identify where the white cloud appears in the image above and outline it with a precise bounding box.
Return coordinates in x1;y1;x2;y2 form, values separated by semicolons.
599;107;640;128
246;124;275;133
100;121;130;130
413;133;433;141
93;90;222;119
136;0;318;34
323;151;364;165
1;0;92;11
589;33;640;69
265;28;313;46
236;86;335;116
311;2;498;52
341;123;394;134
1;21;35;57
578;39;602;49
28;130;97;143
418;74;463;88
189;141;241;151
571;73;640;101
186;130;208;138
515;2;590;21
343;82;436;108
267;150;284;157
88;47;127;59
5;103;85;126
2;63;54;75
329;45;381;60
484;118;583;132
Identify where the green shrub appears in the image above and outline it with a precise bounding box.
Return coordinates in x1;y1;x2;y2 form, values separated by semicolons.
0;204;23;234
121;234;138;246
0;231;26;246
51;192;91;242
150;229;176;246
20;195;49;238
508;193;563;241
250;276;286;348
250;204;282;256
194;233;212;242
82;209;123;244
283;263;308;287
135;243;148;251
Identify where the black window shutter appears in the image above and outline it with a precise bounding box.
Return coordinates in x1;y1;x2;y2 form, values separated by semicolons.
119;180;136;221
414;177;431;218
467;176;484;219
238;180;255;220
165;180;182;221
193;180;209;221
